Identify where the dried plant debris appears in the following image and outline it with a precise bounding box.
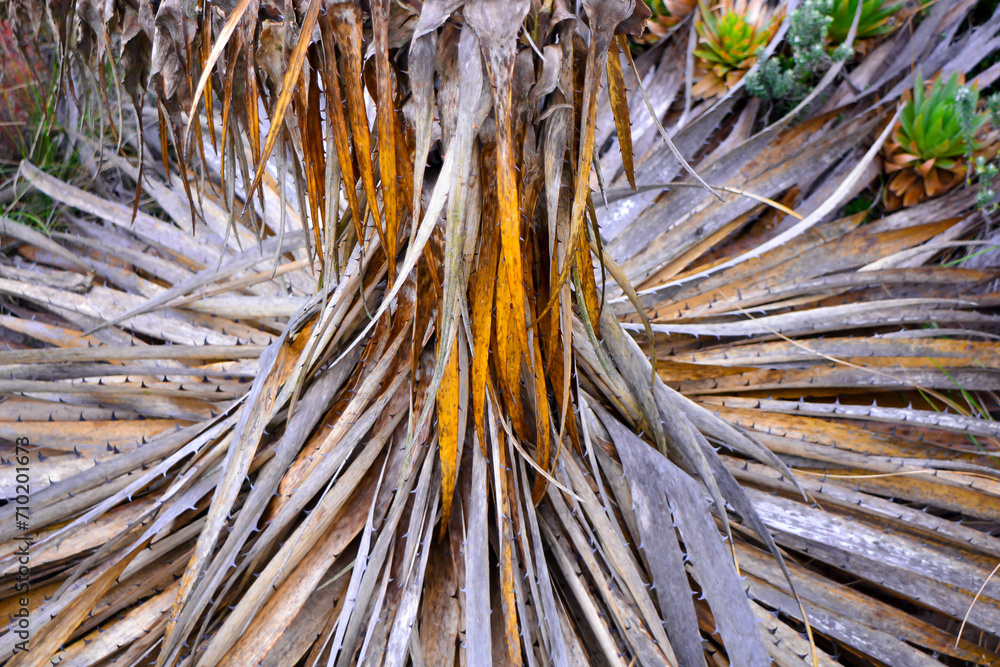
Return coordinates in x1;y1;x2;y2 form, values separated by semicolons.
0;1;998;666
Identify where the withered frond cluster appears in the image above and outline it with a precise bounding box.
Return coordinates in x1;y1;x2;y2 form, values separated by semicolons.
1;1;1000;666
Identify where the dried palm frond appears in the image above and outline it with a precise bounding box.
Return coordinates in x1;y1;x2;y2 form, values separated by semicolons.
0;1;999;666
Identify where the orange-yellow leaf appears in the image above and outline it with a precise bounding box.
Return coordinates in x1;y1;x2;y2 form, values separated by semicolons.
243;0;322;209
300;57;327;263
437;339;460;537
539;32;604;323
219;40;240;184
201;7;216;150
496;252;525;436
606;38;635;189
372;0;398;282
394;112;415;216
318;15;364;246
530;338;552;503
472;155;501;451
576;234;602;338
330;1;385;252
184;0;254;144
157;102;171;186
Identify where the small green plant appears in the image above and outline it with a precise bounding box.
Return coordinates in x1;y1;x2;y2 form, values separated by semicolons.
746;0;902;103
955;84;986;154
692;0;783;99
746;0;850;102
0;40;75;234
977;92;1000;213
883;72;992;209
956;85;1000;212
987;91;1000;128
842;192;876;217
973;156;998;212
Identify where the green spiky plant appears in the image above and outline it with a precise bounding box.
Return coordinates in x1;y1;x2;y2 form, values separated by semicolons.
883;71;991;209
826;0;903;44
692;0;783;98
